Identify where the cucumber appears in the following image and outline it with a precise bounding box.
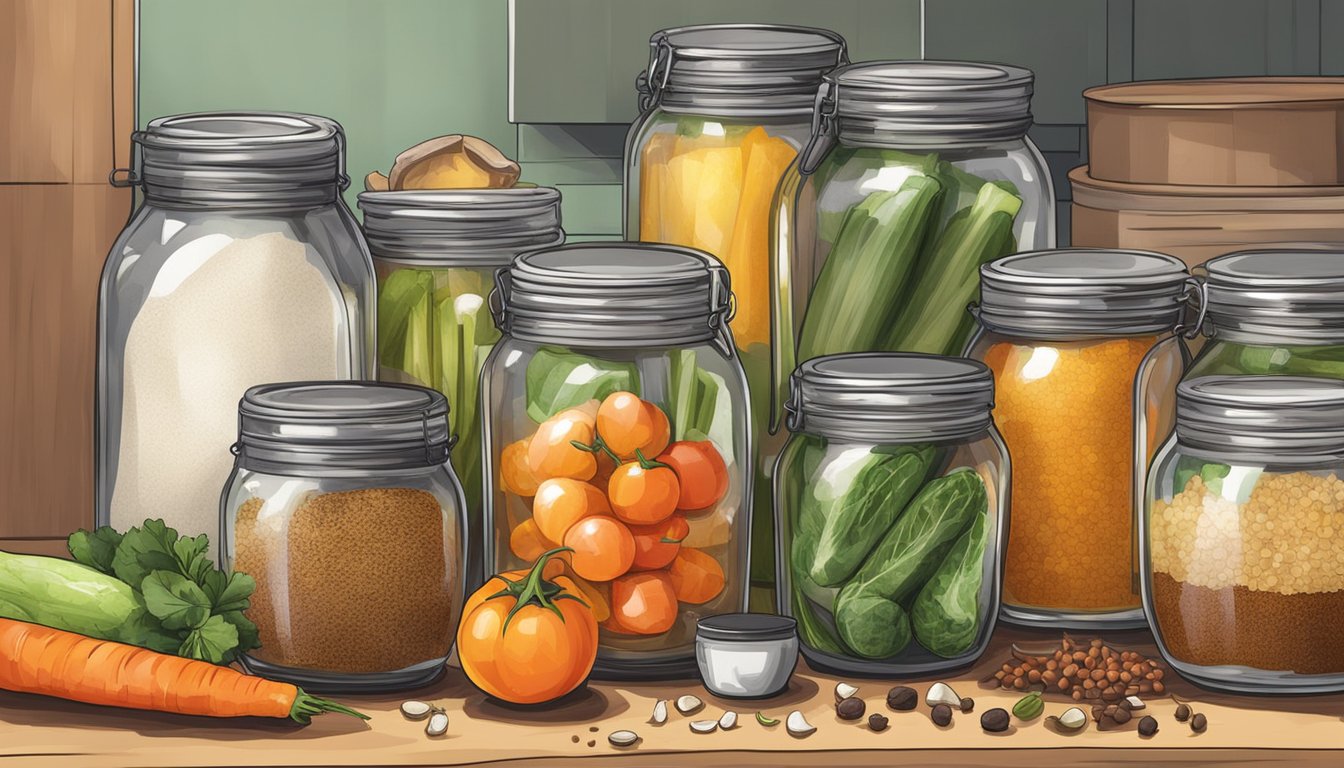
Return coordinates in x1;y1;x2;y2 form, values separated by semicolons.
912;512;990;658
834;590;911;659
0;550;160;648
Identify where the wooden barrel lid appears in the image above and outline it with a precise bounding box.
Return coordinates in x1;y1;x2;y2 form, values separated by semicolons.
1085;78;1344;108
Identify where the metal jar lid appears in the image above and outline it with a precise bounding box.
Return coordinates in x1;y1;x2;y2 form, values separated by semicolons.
637;24;848;117
786;353;995;442
235;382;451;472
1176;375;1344;460
358;187;564;265
1204;249;1344;345
127;112;348;207
492;243;734;350
800;61;1035;172
696;613;797;643
977;249;1191;339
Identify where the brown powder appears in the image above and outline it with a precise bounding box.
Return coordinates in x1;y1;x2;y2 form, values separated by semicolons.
234;487;458;673
1151;572;1344;675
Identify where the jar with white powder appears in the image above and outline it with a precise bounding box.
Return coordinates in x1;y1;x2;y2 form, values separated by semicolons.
97;112;375;540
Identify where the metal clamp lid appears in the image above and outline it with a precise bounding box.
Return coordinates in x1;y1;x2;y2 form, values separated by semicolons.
359;187;564;264
1176;375;1344;460
1202;249;1344;345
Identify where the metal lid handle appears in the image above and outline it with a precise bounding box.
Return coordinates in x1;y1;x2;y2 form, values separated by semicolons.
798;80;838;175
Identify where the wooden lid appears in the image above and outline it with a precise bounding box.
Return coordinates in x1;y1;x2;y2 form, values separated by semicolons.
1085;78;1344;108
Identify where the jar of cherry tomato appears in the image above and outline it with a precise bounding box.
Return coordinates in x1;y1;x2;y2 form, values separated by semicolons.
482;243;751;679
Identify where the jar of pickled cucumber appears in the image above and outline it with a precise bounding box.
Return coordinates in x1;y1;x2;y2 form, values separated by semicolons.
481;243;751;679
624;24;847;608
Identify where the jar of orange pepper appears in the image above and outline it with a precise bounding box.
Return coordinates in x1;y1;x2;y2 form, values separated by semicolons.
482;243;751;679
965;250;1192;628
624;24;846;609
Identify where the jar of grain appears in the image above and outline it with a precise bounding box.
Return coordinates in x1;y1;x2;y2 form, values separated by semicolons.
98;112;375;542
1144;375;1344;693
965;249;1192;629
359;187;564;590
483;243;751;680
776;354;1009;676
220;382;466;693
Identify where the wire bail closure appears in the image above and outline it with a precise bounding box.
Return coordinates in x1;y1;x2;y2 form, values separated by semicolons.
783;369;805;432
488;267;512;332
798;80;838;175
1174;276;1209;341
637;37;675;112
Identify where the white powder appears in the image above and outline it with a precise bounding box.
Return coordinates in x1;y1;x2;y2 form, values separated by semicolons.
110;232;347;539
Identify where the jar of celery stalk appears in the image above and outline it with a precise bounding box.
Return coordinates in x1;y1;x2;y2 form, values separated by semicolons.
359;187;564;589
625;24;847;608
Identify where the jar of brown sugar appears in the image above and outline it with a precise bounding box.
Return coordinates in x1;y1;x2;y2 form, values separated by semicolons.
1143;375;1344;693
220;382;466;693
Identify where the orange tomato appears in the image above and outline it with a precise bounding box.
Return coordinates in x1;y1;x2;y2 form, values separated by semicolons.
458;549;598;705
607;571;678;635
596;393;672;459
629;515;690;571
509;519;554;562
527;407;598;481
658;441;729;512
607;460;680;525
562;515;635;582
500;438;541;496
668;548;726;604
592;450;618;490
532;478;610;544
557;567;611;623
643;403;671;457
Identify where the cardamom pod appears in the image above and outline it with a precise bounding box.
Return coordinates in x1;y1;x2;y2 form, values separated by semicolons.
1012;690;1044;720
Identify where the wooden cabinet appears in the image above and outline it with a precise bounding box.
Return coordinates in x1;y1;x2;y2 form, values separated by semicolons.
0;0;134;554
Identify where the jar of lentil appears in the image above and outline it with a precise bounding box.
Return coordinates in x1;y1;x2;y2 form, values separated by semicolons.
1144;375;1344;693
776;353;1008;676
220;382;466;693
482;243;751;680
1186;249;1344;380
359;187;564;589
966;249;1192;628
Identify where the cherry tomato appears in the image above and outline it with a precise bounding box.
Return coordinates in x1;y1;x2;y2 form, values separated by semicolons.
556;566;611;622
562;515;635;582
658;441;729;512
607;458;680;525
509;519;554;562
668;547;726;604
629;515;689;571
597;393;671;459
500;438;541;496
532;478;610;544
527;407;597;481
606;572;678;635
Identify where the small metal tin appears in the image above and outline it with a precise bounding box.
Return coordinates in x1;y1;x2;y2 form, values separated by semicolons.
358;187;564;264
786;353;995;442
1204;249;1344;345
1175;375;1344;462
695;614;799;699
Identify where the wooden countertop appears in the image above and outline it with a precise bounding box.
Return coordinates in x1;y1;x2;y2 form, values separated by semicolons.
1;626;1340;767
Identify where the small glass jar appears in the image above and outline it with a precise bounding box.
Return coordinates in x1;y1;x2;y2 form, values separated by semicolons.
695;614;799;699
775;354;1008;676
220;382;466;693
1186;249;1344;380
966;250;1191;628
359;187;564;588
98;112;375;541
482;243;752;679
1144;375;1344;693
624;24;847;607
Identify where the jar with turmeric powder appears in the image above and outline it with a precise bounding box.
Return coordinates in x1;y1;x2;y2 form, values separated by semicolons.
220;382;466;693
1144;376;1344;693
966;250;1191;628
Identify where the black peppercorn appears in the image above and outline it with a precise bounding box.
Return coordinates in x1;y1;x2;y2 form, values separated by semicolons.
1138;716;1159;737
1190;713;1207;733
868;713;889;732
1174;703;1191;722
886;686;918;711
931;703;953;727
980;708;1010;733
837;697;866;721
959;697;975;713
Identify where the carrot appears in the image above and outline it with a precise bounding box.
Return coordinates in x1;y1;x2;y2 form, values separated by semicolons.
0;618;367;723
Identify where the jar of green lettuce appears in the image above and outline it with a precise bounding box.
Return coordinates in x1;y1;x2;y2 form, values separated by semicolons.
1185;250;1344;381
776;353;1008;676
359;187;563;589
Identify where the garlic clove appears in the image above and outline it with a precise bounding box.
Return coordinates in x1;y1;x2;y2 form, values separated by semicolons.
785;710;816;737
651;699;668;725
925;682;962;708
1124;696;1146;710
689;719;718;734
400;700;432;720
608;730;640;747
675;695;704;715
718;711;738;730
425;711;449;737
834;682;859;701
1053;707;1088;731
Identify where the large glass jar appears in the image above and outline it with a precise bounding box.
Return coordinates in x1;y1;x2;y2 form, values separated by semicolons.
1144;375;1344;693
1186;249;1344;380
776;354;1008;676
97;112;375;540
482;243;751;679
624;24;847;608
966;250;1190;628
360;187;564;588
220;382;466;693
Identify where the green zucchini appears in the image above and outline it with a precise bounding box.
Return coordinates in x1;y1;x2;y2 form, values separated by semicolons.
912;512;990;658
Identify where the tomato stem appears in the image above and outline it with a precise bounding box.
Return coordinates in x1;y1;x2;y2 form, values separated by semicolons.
570;436;622;464
634;448;671;471
492;547;589;635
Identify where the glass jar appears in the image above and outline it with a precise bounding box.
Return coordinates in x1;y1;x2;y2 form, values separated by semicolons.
966;250;1191;628
97;112;375;540
1186;249;1344;380
220;382;466;693
1144;375;1344;693
482;243;751;679
624;24;847;608
359;187;564;588
775;354;1008;676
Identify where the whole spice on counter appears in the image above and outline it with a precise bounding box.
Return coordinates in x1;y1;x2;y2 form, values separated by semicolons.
983;636;1167;701
959;697;975;713
983;336;1157;613
868;713;889;731
1150;472;1344;674
1011;691;1043;720
930;703;954;727
980;708;1010;733
887;686;919;711
837;697;866;720
1190;713;1208;733
1174;703;1191;722
234;488;457;673
1137;716;1159;737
